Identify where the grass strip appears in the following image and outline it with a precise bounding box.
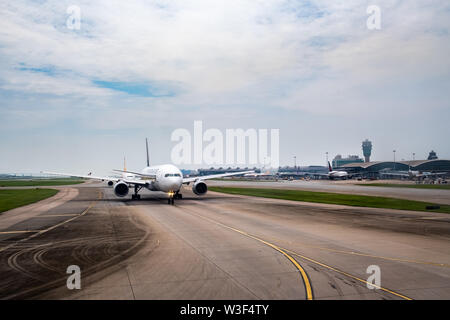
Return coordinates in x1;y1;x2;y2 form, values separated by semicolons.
359;183;450;190
209;186;450;214
0;189;59;213
0;179;84;187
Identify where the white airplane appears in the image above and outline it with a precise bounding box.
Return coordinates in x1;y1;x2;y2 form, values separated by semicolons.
108;156;136;183
294;162;351;180
381;168;446;180
44;139;254;204
326;161;350;180
243;170;270;177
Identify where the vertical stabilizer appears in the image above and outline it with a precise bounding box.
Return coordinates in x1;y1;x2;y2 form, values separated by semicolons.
328;161;332;172
146;138;150;167
124;156;127;171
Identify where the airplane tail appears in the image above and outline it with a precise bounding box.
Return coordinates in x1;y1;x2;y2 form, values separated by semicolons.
124;156;127;171
328;161;332;172
145;138;150;167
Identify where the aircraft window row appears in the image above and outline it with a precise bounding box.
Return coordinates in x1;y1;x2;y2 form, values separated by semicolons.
164;173;181;177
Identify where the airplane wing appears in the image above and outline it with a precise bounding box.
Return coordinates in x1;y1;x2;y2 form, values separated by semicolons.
43;171;152;186
113;169;156;180
42;171;122;182
279;171;329;176
306;172;329;176
420;172;447;177
182;170;255;184
122;178;151;186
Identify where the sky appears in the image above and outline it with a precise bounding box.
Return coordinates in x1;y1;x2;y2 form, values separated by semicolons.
0;0;449;175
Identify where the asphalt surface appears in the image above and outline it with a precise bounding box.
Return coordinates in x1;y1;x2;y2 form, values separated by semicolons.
0;182;449;300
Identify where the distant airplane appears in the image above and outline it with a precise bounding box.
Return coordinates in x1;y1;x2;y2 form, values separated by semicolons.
115;156;137;181
381;168;446;180
44;139;253;204
325;161;351;180
280;161;358;180
243;170;272;177
297;162;351;180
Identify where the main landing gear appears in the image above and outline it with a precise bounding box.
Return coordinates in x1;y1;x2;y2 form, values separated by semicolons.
131;185;142;200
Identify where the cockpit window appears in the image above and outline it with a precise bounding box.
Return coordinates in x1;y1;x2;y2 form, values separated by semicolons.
165;173;181;177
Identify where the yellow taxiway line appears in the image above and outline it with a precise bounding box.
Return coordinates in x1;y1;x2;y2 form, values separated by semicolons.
226;225;314;300
181;209;314;300
181;205;412;301
259;235;450;269
282;247;412;300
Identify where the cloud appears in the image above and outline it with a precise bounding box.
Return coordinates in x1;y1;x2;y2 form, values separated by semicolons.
92;80;179;97
0;0;449;171
2;1;448;102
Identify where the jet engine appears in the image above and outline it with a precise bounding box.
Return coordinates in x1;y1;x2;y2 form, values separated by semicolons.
114;181;129;197
192;180;207;195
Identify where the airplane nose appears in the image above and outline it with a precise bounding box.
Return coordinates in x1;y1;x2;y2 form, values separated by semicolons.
170;182;178;189
166;178;182;192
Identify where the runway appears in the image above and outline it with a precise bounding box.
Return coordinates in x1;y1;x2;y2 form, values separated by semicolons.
0;182;449;300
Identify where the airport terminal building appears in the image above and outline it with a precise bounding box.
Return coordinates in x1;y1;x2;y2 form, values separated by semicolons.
339;159;450;178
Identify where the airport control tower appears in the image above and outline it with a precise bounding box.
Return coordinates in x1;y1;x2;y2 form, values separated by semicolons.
362;139;372;162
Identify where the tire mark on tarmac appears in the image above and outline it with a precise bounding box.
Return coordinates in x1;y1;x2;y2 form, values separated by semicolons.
0;190;102;254
0;188;151;299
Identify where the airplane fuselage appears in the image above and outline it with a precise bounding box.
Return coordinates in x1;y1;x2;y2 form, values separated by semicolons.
328;171;349;179
142;164;183;193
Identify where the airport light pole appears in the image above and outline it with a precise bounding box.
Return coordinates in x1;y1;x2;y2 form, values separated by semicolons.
294;156;297;173
393;150;396;171
326;152;328;165
412;153;415;161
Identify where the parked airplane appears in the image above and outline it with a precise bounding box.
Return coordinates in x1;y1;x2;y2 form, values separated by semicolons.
44;139;254;204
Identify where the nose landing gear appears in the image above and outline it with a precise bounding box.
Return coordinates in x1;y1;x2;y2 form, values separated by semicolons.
167;191;182;205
